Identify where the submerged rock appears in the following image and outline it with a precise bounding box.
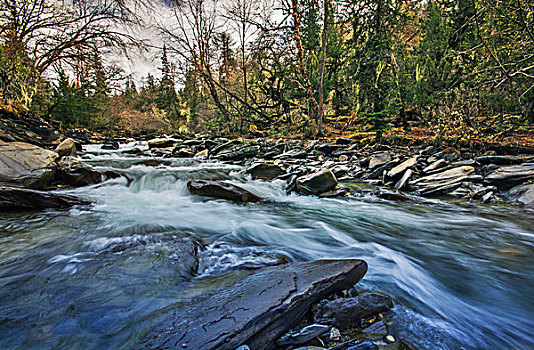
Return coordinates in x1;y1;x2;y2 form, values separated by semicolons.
0;186;90;211
296;169;338;195
135;259;368;350
187;180;262;203
56;157;102;187
0;140;58;189
314;292;393;329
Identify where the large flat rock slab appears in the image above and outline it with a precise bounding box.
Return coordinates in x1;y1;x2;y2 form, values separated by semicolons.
0;186;90;211
135;259;367;350
0;140;58;189
485;163;534;190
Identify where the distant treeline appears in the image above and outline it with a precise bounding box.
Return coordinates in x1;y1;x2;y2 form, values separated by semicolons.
0;0;532;137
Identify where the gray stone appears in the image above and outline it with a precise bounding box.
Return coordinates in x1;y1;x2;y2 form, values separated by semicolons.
412;166;475;196
148;137;179;149
508;183;534;206
277;324;330;345
135;259;368;350
215;145;260;161
485;163;534;190
346;341;378;350
394;169;412;190
314;292;393;329
54;138;77;157
56;157;102;187
247;163;285;180
368;153;391;170
387;156;418;179
0;140;58;189
0;186;90;211
296;169;338;195
423;159;448;173
187;180;262;203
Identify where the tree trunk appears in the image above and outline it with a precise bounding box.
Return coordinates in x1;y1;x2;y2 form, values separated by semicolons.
317;0;328;137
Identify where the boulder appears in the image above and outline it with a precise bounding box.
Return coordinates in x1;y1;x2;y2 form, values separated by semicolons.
187;180;262;203
507;183;534;206
101;142;119;150
412;166;475;196
314;292;392;329
485;163;534;190
0;186;90;211
296;169;338;195
0;140;58;189
135;259;368;350
56;157;102;187
247;163;285;180
54;138;77;157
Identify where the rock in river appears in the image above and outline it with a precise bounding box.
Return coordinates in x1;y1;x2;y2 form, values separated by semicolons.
507;183;534;206
135;259;368;350
0;140;58;189
54;138;77;157
56;157;102;187
187;180;263;203
314;292;393;329
296;169;338;195
0;186;90;211
485;163;534;190
247;163;285;180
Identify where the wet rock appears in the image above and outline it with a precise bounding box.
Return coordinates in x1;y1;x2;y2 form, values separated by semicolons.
215;145;260;161
101;142;119;150
394;169;412;190
387;156;418;179
187;180;262;203
277;324;330;346
148;137;179;149
377;190;410;202
0;186;90;211
0;111;60;145
54;138;77;157
56;157;102;187
412;166;475;196
314;292;393;329
275;149;308;159
316;143;341;155
485;163;534;190
319;188;349;198
247;163;285;180
507;183;534;206
475;155;523;166
346;341;378;350
195;149;209;159
174;147;195;158
296;169;338;195
361;320;388;336
368;153;391;170
0;140;58;189
65;129;92;142
135;259;368;350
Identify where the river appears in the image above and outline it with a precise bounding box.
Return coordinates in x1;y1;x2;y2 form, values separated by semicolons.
1;142;533;349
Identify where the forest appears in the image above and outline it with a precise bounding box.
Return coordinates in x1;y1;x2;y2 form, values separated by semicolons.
1;0;533;142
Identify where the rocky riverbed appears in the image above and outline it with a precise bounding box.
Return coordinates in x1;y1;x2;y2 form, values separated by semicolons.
1;134;534;350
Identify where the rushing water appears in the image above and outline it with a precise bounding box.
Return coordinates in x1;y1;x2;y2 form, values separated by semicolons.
1;142;534;350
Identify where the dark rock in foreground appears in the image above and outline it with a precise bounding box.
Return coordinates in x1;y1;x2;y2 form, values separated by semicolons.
314;292;393;329
135;259;367;350
187;180;263;203
0;186;90;211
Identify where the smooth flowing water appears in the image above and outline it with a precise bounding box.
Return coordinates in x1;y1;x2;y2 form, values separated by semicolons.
1;142;533;350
